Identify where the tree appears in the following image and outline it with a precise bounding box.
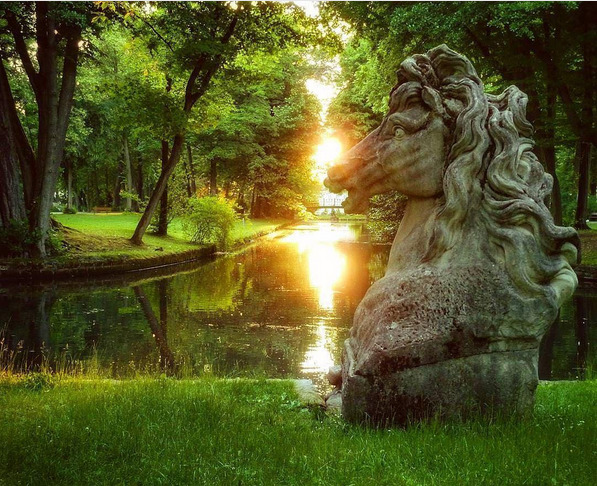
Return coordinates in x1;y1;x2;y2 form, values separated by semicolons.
125;1;318;244
0;2;94;256
324;1;597;227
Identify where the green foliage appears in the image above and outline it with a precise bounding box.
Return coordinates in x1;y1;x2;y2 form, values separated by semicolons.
0;378;594;485
62;207;77;215
20;372;55;391
192;47;321;219
0;220;62;258
182;197;239;248
366;193;408;244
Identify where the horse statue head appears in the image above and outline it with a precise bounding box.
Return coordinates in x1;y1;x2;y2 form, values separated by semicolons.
325;45;579;425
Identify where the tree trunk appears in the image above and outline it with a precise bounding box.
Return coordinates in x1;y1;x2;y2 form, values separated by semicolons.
574;5;595;229
0;78;26;228
2;5;81;257
131;134;185;244
123;134;132;211
183;158;192;198
541;81;563;225
574;142;591;229
66;163;73;211
113;160;122;210
130;10;239;245
187;143;197;195
135;157;144;212
210;158;217;196
157;140;169;236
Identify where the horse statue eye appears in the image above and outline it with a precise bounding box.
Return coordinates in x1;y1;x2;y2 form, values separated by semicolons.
394;126;406;138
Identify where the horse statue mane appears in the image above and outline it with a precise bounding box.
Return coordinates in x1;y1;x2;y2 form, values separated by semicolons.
325;45;579;425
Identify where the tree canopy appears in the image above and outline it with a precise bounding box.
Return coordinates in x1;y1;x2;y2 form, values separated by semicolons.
0;1;594;257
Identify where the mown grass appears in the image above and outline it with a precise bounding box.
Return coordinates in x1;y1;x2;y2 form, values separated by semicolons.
579;225;597;265
0;376;594;485
43;213;287;263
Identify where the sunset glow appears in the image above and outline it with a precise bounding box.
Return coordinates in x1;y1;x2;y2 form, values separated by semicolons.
313;137;342;168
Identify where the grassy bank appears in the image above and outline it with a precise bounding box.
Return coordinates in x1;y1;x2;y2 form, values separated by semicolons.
0;377;594;485
29;213;286;264
579;226;597;265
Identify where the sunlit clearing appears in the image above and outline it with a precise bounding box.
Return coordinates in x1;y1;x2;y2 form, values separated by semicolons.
306;78;338;110
293;1;319;17
301;322;335;374
313;137;342;168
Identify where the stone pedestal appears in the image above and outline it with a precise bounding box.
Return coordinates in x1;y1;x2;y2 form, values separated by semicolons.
341;347;539;425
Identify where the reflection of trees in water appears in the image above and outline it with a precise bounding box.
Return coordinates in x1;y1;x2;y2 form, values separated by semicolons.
133;282;176;374
0;289;56;371
575;296;589;379
539;292;594;380
2;234;592;381
539;313;559;380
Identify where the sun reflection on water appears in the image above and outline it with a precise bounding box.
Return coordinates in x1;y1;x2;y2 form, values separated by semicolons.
282;224;350;310
301;321;336;375
282;223;355;376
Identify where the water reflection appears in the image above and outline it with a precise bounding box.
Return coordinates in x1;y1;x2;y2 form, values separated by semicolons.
283;224;349;310
0;222;594;385
301;321;336;374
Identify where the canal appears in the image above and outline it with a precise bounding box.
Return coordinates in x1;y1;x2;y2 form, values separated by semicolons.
1;222;594;386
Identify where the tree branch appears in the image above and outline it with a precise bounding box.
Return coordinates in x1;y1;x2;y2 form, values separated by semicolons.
5;11;39;98
136;14;175;54
185;11;239;111
57;29;81;143
0;59;36;208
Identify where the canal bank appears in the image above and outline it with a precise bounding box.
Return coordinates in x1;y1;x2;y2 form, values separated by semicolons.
0;214;290;282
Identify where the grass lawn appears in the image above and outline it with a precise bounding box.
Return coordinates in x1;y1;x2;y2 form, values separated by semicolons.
579;223;597;265
47;213;287;263
0;377;594;485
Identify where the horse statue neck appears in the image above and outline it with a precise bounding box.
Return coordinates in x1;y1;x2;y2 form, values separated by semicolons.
385;196;439;275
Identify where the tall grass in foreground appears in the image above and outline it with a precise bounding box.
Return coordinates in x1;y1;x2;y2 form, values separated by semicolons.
0;377;595;485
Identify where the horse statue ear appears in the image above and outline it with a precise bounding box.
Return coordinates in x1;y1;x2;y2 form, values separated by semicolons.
421;86;449;122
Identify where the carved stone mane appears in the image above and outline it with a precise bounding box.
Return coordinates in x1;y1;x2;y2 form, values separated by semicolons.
325;45;578;425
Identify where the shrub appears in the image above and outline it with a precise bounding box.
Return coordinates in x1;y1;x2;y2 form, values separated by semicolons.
0;220;63;257
21;372;55;391
62;207;77;214
182;196;238;248
366;192;407;243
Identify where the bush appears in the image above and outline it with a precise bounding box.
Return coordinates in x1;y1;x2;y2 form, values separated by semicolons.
182;196;238;248
21;372;55;391
0;220;63;257
62;207;77;214
366;192;407;243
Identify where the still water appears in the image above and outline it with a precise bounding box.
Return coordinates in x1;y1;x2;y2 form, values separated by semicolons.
1;222;594;385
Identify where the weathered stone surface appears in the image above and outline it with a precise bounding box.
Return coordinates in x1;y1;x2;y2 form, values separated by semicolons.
325;44;579;425
325;389;342;414
327;365;342;388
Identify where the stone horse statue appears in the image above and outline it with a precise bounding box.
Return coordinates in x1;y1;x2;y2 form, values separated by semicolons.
325;45;579;425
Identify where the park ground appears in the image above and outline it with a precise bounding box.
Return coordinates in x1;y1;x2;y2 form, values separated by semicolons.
0;375;595;485
23;212;287;266
54;213;597;268
9;212;597;267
